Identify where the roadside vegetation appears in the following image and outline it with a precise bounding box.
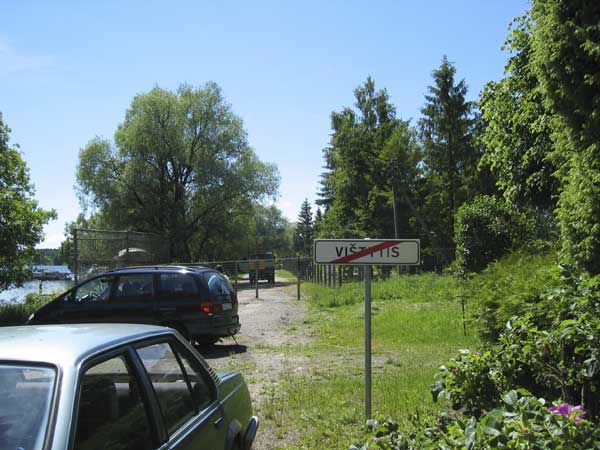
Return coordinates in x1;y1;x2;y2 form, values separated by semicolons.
0;293;55;326
252;273;477;449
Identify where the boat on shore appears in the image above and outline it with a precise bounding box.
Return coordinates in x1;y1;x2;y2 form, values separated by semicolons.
31;270;72;281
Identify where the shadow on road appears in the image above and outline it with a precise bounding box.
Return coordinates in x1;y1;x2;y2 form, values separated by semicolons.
196;343;248;359
234;280;295;291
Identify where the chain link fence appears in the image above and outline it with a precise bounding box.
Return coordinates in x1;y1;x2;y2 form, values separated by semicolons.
73;228;170;282
72;228;456;294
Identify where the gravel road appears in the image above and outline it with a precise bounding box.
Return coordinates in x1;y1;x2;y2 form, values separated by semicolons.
201;278;310;450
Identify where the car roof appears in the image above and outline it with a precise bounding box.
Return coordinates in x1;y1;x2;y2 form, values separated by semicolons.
0;324;173;367
104;265;212;275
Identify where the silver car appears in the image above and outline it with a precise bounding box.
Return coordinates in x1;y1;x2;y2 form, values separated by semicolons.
0;324;258;450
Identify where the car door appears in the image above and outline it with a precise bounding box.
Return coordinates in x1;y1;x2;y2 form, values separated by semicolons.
104;273;156;324
134;338;226;450
71;351;157;450
59;275;116;323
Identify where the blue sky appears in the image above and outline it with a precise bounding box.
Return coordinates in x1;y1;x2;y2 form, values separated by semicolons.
1;0;529;248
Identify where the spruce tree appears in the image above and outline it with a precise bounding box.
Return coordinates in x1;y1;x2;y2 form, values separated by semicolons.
294;199;314;256
419;56;477;249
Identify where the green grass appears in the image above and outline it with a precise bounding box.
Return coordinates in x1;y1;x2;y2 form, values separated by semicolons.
276;269;297;281
258;273;479;449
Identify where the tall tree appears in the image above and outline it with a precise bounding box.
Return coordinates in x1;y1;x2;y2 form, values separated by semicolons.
0;113;56;290
480;15;558;211
530;0;600;274
418;56;477;248
380;121;422;238
318;77;400;238
294;199;314;255
254;204;293;257
76;83;279;262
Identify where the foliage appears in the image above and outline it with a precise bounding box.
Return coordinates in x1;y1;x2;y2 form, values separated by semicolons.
0;293;54;326
454;195;531;273
76;83;279;262
31;248;64;266
464;251;558;341
479;14;558;211
0;113;56;292
434;269;600;420
419;56;479;250
528;0;600;274
251;204;293;257
353;392;600;449
317;77;414;240
294;199;314;256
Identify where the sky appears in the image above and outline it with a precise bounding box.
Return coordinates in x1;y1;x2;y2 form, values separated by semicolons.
0;0;530;248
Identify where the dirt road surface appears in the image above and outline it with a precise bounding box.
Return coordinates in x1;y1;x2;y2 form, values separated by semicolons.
201;278;310;450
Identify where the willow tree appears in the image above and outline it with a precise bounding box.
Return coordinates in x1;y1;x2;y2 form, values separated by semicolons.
76;83;279;261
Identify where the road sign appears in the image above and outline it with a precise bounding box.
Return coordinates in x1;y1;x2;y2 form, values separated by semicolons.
313;238;420;420
313;239;420;265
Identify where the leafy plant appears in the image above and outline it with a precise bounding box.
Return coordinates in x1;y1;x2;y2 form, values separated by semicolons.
454;195;531;274
353;392;600;449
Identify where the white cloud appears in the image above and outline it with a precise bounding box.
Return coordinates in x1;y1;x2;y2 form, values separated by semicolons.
0;37;54;74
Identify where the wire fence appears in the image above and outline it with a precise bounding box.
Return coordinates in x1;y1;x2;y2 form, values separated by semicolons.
73;228;170;282
72;228;456;292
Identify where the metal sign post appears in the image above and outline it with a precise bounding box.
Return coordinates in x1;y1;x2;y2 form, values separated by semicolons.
313;239;420;420
364;265;372;419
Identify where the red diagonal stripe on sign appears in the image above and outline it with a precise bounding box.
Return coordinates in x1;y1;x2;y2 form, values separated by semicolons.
332;241;400;264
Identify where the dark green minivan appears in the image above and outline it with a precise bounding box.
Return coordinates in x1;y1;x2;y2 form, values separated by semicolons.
27;266;240;345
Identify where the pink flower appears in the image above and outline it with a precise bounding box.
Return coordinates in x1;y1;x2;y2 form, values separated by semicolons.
549;403;587;422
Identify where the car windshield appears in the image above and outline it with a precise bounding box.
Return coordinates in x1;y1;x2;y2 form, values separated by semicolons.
0;364;56;450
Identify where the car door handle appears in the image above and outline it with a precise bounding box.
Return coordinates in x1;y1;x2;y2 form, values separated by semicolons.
157;307;177;312
213;416;223;428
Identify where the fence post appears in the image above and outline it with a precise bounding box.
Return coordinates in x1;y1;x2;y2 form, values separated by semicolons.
297;256;301;300
73;228;79;284
255;266;259;299
234;262;238;293
125;231;130;267
338;265;342;288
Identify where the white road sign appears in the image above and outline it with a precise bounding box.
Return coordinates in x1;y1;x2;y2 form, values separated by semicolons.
313;239;420;265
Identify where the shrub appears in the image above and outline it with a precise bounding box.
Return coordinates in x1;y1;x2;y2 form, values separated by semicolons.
454;195;531;273
0;293;54;326
433;269;600;420
465;251;558;341
353;392;600;449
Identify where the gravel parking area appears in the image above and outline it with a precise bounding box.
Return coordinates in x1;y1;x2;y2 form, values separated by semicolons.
200;277;310;450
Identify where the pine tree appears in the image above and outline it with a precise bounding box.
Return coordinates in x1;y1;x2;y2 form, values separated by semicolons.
294;199;313;256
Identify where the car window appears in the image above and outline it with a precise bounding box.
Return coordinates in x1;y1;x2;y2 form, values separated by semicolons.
171;343;215;411
159;273;199;299
136;342;206;436
0;364;56;450
114;274;154;302
70;277;114;303
204;272;232;302
73;355;153;450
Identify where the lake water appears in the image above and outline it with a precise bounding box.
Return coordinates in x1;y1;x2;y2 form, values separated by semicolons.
0;265;74;304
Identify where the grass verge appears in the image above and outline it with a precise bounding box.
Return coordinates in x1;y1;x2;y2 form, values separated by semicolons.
257;273;479;449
